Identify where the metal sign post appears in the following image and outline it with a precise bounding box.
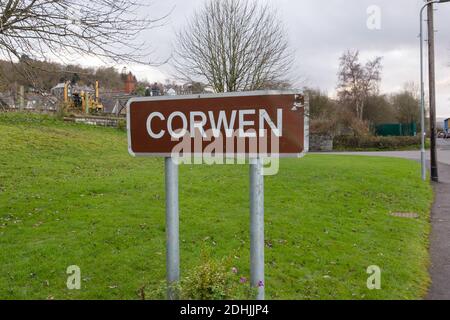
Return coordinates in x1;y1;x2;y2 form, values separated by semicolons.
165;157;180;300
250;158;265;300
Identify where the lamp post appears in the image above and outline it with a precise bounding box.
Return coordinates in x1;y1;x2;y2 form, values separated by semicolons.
420;0;450;181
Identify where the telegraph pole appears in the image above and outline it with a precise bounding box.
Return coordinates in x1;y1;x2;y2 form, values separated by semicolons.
427;2;439;182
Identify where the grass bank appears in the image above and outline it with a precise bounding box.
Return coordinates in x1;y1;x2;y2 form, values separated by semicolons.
0;112;433;300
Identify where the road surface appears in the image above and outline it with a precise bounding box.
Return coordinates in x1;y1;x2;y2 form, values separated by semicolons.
319;138;450;169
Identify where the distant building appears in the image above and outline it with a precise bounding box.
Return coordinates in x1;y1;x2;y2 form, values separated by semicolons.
178;81;211;95
101;93;131;115
51;83;67;100
120;67;138;94
151;82;161;96
25;93;57;111
167;88;177;96
123;72;137;94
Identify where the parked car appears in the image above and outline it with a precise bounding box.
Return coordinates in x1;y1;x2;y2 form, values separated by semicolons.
445;119;449;139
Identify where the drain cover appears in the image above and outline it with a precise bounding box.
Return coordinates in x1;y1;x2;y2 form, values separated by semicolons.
391;212;419;219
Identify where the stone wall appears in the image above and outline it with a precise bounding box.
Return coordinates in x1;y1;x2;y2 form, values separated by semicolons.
309;134;333;152
64;116;122;128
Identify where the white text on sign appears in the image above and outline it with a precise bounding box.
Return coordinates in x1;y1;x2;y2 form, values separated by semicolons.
146;109;283;140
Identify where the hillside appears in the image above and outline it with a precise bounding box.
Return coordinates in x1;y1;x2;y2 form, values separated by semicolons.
0;59;129;93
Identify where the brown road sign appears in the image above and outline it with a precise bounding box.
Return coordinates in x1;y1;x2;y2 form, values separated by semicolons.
127;91;305;158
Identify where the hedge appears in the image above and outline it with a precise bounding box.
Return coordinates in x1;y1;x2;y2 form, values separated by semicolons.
333;135;422;151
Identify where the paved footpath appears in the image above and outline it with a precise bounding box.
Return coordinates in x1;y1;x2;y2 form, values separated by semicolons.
427;162;450;300
316;139;450;300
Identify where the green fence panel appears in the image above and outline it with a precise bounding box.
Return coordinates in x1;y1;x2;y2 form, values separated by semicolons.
375;123;417;137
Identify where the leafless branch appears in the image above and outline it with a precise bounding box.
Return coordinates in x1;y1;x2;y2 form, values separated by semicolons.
0;0;169;66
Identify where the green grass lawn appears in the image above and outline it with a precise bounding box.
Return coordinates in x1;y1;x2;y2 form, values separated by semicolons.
0;112;433;300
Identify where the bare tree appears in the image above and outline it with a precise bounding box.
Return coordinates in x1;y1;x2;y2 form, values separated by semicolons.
337;50;382;120
0;1;167;68
403;81;420;100
391;89;420;126
173;0;293;93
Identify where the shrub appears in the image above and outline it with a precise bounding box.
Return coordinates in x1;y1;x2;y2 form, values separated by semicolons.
117;119;126;132
146;251;255;300
336;109;370;136
334;135;422;151
310;119;337;135
181;256;236;300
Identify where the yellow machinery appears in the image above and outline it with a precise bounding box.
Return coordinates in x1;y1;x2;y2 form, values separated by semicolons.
64;80;104;114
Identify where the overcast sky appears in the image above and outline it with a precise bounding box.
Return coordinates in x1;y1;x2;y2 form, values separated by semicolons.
103;0;450;118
